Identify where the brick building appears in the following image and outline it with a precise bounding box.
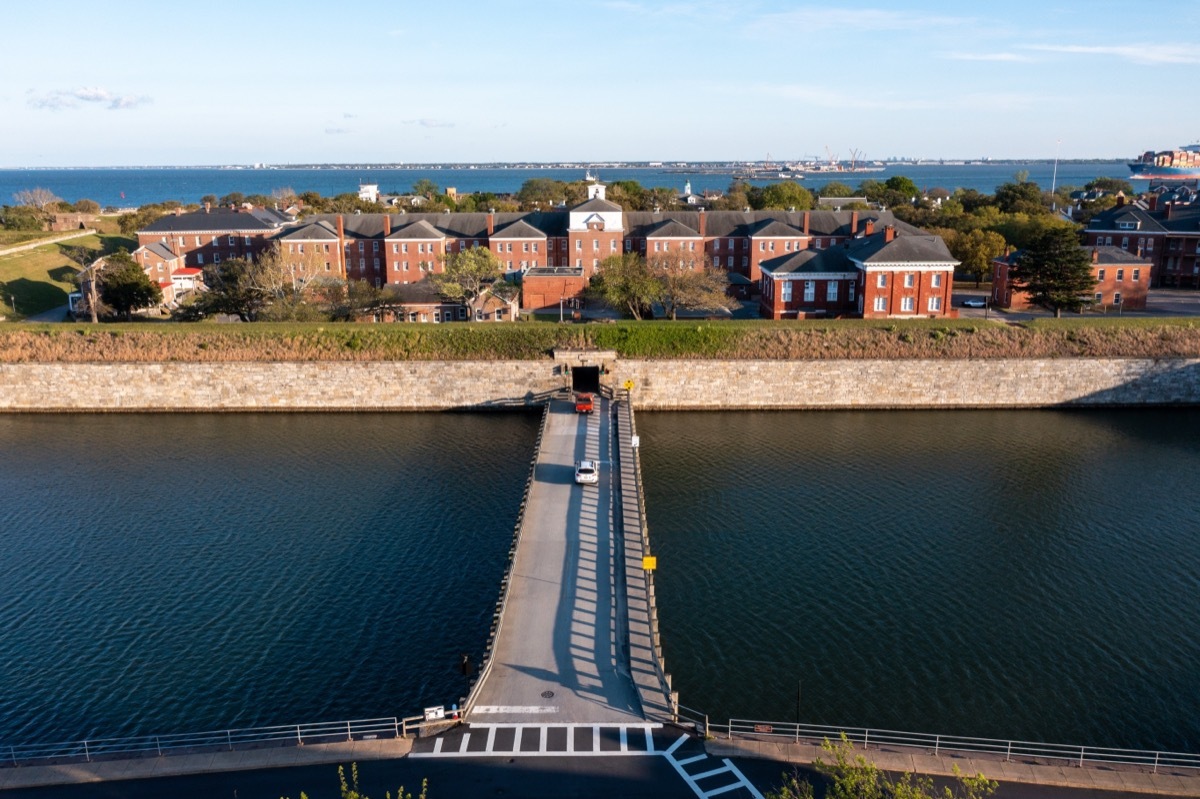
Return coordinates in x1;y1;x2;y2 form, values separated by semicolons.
1085;186;1200;287
992;245;1151;311
137;205;294;268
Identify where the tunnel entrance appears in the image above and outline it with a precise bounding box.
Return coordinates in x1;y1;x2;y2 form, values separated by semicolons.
571;366;600;394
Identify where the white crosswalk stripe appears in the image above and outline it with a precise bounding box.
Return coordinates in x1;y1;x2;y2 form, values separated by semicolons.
409;722;662;759
661;734;765;799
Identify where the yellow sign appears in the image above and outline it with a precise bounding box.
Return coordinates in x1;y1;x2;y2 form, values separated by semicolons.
623;380;635;391
643;556;657;571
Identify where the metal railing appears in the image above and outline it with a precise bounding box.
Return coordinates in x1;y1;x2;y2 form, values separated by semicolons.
3;715;428;768
721;718;1200;774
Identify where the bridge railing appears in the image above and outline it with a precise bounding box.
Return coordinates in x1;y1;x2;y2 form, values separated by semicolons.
461;399;553;715
721;718;1200;773
2;716;426;767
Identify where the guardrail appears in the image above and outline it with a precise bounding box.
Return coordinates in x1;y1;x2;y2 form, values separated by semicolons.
721;718;1200;774
461;398;554;715
2;715;427;768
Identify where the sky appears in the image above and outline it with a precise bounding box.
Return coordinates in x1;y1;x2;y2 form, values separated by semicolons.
2;0;1198;166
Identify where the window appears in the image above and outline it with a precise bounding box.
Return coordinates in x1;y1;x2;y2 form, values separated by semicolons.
403;262;409;271
781;282;792;302
325;262;331;271
417;243;425;254
1133;268;1141;282
727;256;733;267
1114;292;1122;305
195;236;201;246
848;282;855;301
1116;269;1124;282
931;273;942;288
759;241;765;252
359;258;365;269
1095;292;1103;303
1097;269;1106;281
611;240;617;251
928;297;942;311
904;273;915;288
815;238;823;249
769;241;775;252
197;254;204;264
826;281;838;301
715;239;721;251
877;273;887;288
713;257;720;267
1147;238;1154;250
228;235;235;246
689;241;695;251
373;258;380;271
575;239;581;251
1121;237;1129;249
533;243;539;253
213;253;220;264
358;241;364;253
245;236;251;245
654;242;660;253
901;297;915;312
803;281;815;302
742;256;748;267
523;242;529;252
625;240;632;252
873;297;886;312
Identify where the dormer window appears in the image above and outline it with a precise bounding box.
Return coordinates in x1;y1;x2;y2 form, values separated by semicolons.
1116;221;1138;230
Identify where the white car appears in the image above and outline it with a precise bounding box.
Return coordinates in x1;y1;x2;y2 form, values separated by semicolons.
961;298;987;308
575;460;599;485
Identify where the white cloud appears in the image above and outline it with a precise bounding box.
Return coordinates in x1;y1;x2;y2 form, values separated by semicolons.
26;86;151;111
324;127;351;135
1022;43;1200;65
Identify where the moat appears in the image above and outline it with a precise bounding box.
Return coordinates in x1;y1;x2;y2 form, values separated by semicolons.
2;408;1198;753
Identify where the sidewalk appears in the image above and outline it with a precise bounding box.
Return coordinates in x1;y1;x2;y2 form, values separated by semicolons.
706;735;1200;796
0;737;412;791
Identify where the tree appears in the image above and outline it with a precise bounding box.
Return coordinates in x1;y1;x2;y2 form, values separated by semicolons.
196;258;271;321
649;250;734;320
817;181;855;198
765;735;998;799
588;253;661;319
99;251;162;320
13;187;61;211
1086;176;1134;196
218;192;245;208
430;247;502;310
755;181;814;211
64;244;105;322
947;229;1007;286
1009;226;1095;317
411;179;440;200
0;204;45;230
73;199;100;214
516;178;568;209
994;178;1047;215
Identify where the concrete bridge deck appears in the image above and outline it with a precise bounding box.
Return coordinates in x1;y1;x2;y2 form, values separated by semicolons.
466;395;646;724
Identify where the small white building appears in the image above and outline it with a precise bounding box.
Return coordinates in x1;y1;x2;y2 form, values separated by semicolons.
358;183;380;203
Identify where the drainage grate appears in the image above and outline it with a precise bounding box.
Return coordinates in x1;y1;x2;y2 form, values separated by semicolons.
541;691;555;699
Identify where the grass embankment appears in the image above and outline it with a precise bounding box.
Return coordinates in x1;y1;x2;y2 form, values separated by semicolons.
0;222;133;319
2;318;1200;362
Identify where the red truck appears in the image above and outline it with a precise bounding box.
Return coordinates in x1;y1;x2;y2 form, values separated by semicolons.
574;392;594;414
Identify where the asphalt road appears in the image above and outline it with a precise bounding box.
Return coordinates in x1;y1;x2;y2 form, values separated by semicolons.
468;396;643;725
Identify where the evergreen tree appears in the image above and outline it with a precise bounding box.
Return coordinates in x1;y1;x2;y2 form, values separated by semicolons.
1009;227;1095;317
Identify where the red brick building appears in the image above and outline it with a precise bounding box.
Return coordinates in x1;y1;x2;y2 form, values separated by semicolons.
137;205;293;268
992;245;1151;311
1085;186;1200;287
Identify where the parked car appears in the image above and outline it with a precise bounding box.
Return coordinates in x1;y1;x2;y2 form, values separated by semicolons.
961;298;987;308
575;460;599;485
574;392;594;413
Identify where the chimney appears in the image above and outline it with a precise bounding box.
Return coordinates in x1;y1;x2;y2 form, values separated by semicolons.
1092;248;1100;263
1147;195;1159;212
865;219;875;236
850;211;859;237
1116;192;1126;207
884;225;896;243
337;215;346;275
802;211;810;235
383;214;391;237
204;201;211;214
698;207;706;238
1166;202;1175;220
487;210;494;236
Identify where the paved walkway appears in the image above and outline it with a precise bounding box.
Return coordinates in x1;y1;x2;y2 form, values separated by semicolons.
467;396;644;724
0;737;412;791
707;735;1200;796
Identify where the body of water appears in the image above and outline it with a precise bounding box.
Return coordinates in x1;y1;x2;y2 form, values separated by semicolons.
0;412;539;744
0;163;1140;210
638;409;1200;754
3;408;1197;754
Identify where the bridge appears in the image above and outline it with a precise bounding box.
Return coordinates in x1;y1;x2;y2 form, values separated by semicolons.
460;390;675;727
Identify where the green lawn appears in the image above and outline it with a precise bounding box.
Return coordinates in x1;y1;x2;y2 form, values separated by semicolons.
0;232;135;319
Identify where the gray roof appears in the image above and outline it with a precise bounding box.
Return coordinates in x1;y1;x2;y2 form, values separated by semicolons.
849;233;957;266
276;220;340;241
141;207;291;233
388;219;446;240
137;241;180;261
760;248;856;276
382;279;453;305
748;219;805;237
645;219;700;238
491;219;547;239
572;197;623;213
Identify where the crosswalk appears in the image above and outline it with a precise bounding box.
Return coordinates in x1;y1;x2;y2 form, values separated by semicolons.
410;723;763;799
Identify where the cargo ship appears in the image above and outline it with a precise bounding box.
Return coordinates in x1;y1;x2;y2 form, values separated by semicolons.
1129;143;1200;179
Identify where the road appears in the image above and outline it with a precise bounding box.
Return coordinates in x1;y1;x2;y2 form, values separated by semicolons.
467;396;643;725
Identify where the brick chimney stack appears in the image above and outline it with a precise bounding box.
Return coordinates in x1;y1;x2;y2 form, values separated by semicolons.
487;210;495;236
383;215;391;237
884;225;896;243
865;219;875;236
204;201;211;214
698;207;706;238
1147;195;1159;212
1116;191;1126;207
850;211;859;237
1092;248;1099;263
802;211;810;235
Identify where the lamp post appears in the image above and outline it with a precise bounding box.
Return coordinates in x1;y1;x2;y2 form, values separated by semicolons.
559;295;565;323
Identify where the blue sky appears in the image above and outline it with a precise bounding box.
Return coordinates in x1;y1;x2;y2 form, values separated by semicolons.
2;0;1197;166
